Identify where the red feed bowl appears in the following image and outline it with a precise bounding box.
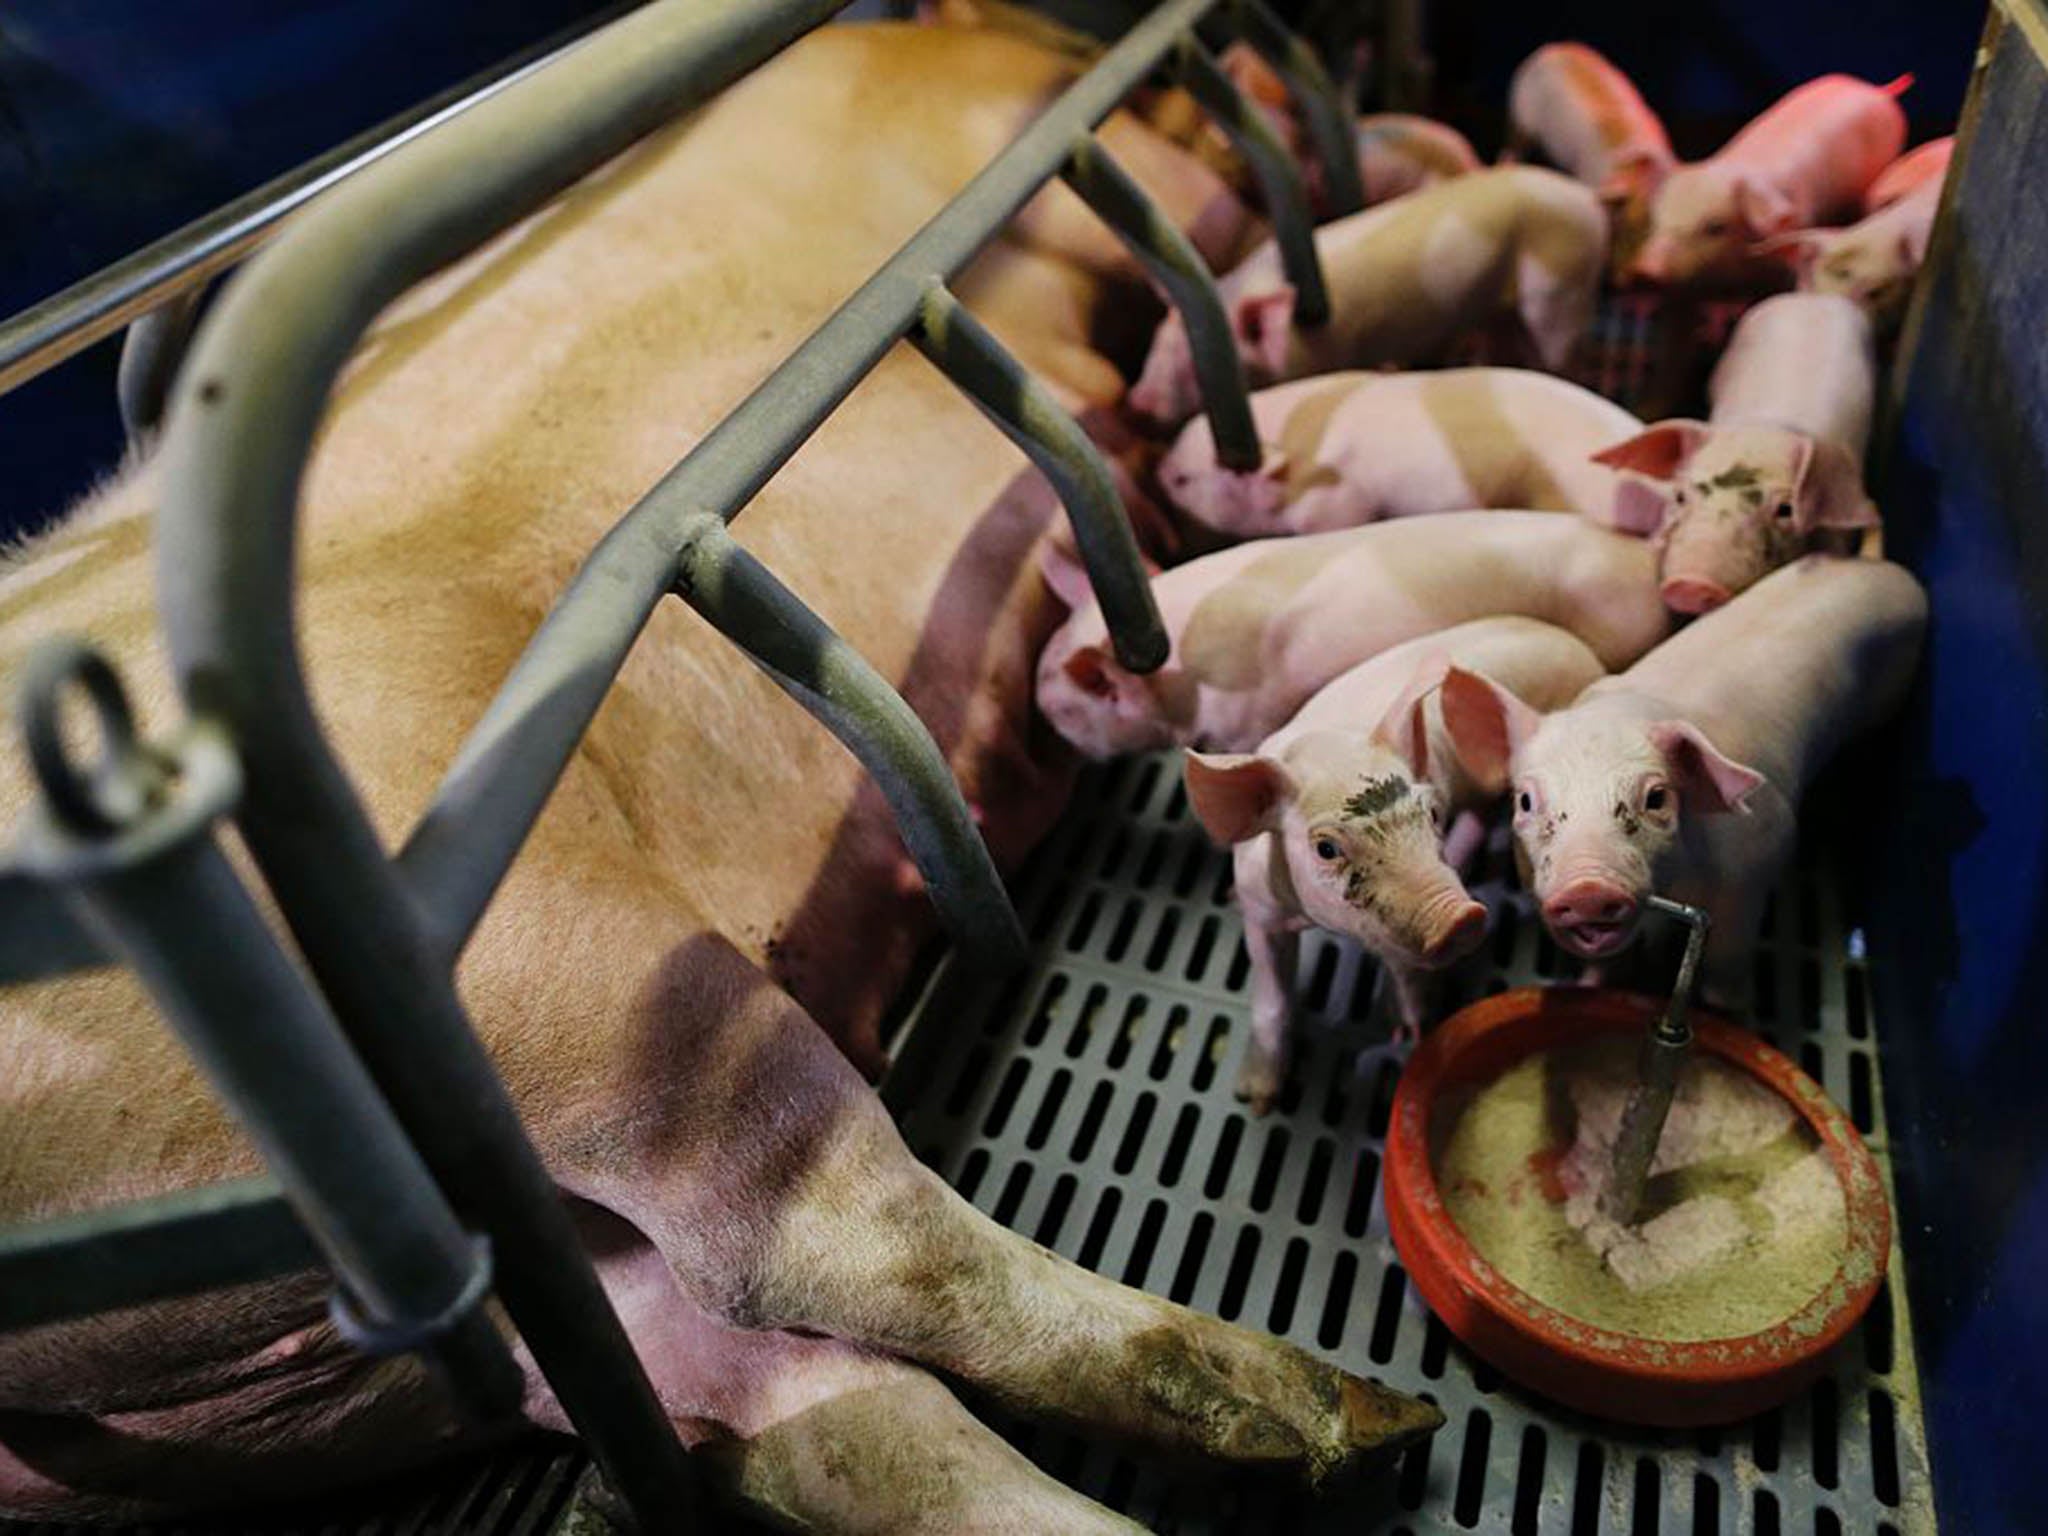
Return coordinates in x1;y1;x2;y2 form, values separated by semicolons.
1383;986;1891;1427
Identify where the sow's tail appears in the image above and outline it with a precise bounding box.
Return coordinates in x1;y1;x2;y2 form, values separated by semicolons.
1880;73;1915;99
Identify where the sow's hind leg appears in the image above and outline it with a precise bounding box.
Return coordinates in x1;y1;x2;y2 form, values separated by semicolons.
567;928;1443;1498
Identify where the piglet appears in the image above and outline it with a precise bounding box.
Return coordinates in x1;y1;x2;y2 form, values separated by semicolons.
1588;293;1878;613
1440;555;1925;1006
1035;510;1668;758
1863;136;1954;213
1756;170;1943;326
1354;114;1481;204
1157;366;1642;539
1633;74;1910;288
1187;617;1606;1109
1505;42;1675;272
1128;167;1607;426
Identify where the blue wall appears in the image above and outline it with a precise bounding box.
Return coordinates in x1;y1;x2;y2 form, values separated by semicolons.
0;2;619;542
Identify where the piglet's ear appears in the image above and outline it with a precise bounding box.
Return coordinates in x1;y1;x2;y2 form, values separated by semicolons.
1369;657;1449;778
1590;420;1711;482
1184;751;1293;846
1038;536;1097;611
1439;666;1545;796
1258;446;1291;483
1585;475;1673;536
1061;644;1123;700
1648;721;1766;814
1793;438;1882;532
1234;286;1298;378
1735;175;1798;240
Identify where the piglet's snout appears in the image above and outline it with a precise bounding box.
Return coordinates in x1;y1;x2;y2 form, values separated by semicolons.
1419;896;1489;966
1660;575;1733;614
1540;884;1638;958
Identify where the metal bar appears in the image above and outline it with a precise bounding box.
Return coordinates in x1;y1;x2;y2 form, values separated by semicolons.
117;286;204;443
8;641;521;1424
0;1178;314;1332
0;870;110;982
0;2;643;398
670;512;1026;968
392;0;1234;953
1221;0;1366;215
158;4;858;1520
1059;136;1261;470
1602;896;1712;1226
1174;34;1331;325
913;281;1167;669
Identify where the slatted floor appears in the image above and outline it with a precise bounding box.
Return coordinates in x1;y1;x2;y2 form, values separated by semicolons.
881;751;1937;1534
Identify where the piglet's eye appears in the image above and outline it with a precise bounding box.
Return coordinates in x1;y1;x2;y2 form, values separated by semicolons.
1774;502;1795;520
1516;791;1534;814
1644;786;1669;812
1314;837;1343;862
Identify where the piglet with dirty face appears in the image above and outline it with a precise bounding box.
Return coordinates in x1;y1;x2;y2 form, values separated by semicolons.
1186;618;1606;1110
1440;556;1926;1007
1632;74;1909;288
1035;511;1668;760
1588;293;1879;614
1156;367;1642;540
1127;167;1606;427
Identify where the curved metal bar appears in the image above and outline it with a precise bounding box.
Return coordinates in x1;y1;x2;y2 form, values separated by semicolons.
1060;135;1261;470
10;644;521;1424
671;514;1027;969
396;0;1229;954
913;281;1168;670
156;2;859;1517
1174;34;1331;325
1223;0;1366;216
117;287;205;445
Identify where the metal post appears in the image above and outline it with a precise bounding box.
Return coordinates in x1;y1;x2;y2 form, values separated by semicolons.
1221;0;1366;215
913;281;1168;669
1602;896;1712;1226
669;511;1027;971
1173;35;1331;325
8;640;522;1425
1060;136;1261;470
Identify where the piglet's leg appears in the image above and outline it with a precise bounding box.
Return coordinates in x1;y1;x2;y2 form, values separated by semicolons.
1238;915;1299;1115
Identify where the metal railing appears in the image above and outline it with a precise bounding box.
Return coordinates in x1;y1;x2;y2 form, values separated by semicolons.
0;0;1356;1525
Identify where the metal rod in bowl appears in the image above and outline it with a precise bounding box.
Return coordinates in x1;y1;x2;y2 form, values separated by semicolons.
1601;896;1712;1227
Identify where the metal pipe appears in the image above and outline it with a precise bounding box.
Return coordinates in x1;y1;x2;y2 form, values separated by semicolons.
159;3;870;1517
1601;896;1712;1227
8;640;521;1424
0;870;109;982
913;281;1167;669
670;511;1027;970
1221;0;1366;215
393;0;1239;954
1060;136;1261;470
0;2;643;399
1174;35;1331;325
0;1178;313;1332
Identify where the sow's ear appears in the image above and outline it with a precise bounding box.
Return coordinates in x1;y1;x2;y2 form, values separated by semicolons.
1792;437;1882;532
1184;751;1293;845
1647;720;1766;814
1439;666;1545;795
1590;420;1711;482
1233;285;1298;378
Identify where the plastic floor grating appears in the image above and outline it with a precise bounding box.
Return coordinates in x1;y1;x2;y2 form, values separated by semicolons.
881;751;1938;1535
